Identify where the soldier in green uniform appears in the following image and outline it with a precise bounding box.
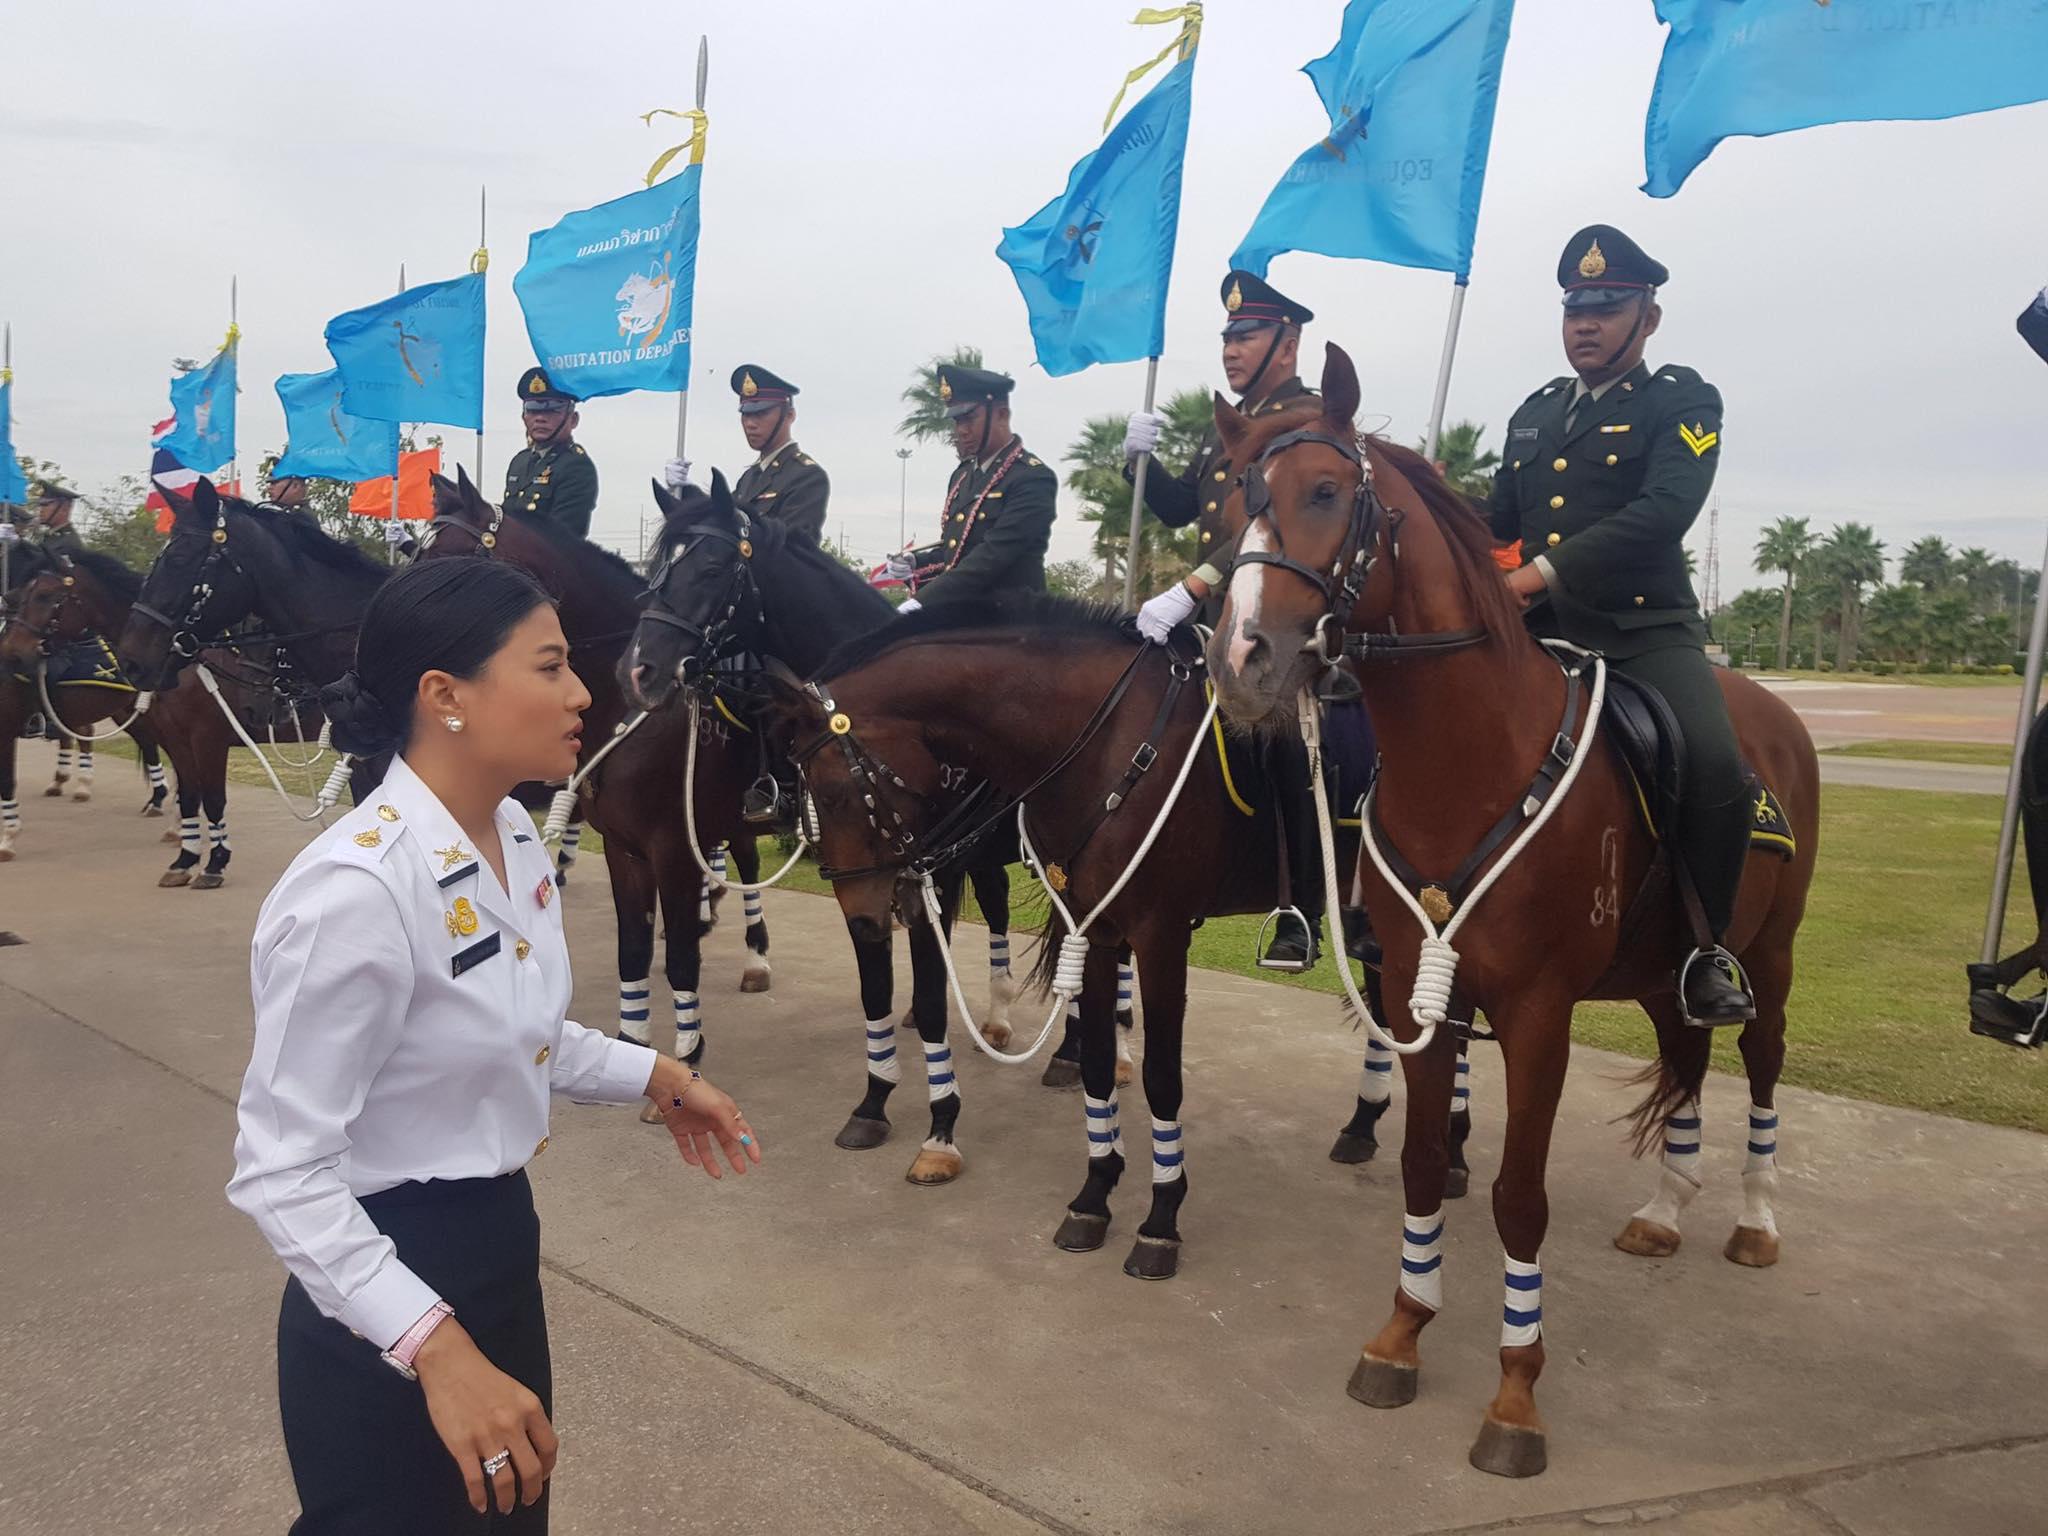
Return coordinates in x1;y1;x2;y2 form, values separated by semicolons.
1488;224;1753;1027
722;365;829;546
503;366;598;540
886;365;1056;613
28;481;85;557
1129;271;1328;972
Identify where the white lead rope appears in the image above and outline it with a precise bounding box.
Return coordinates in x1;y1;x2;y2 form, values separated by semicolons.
34;662;153;742
194;662;336;825
540;705;653;844
931;684;1221;1067
680;691;810;894
1316;652;1606;1053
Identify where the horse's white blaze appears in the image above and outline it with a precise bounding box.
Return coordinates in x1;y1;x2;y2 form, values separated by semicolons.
1223;519;1273;679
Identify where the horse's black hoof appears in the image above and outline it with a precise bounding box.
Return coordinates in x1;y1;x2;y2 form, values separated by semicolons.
681;1039;706;1067
1040;1058;1083;1090
193;873;225;891
1445;1167;1470;1200
1122;1234;1180;1280
1053;1211;1110;1252
1347;1354;1418;1409
1469;1418;1548;1479
1329;1131;1379;1164
835;1115;890;1151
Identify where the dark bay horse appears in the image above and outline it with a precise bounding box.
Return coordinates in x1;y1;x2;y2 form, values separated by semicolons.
420;472;769;1072
622;478;1022;1185
0;545;169;862
1206;342;1819;1477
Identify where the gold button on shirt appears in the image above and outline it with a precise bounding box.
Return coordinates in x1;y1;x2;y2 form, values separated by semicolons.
1549;495;1565;509
1546;532;1561;547
1552;457;1568;472
534;1044;550;1066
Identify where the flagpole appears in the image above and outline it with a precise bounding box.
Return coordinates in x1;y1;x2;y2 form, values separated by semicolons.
228;274;239;495
391;263;405;565
2;322;12;595
1119;357;1162;609
673;35;709;466
477;185;488;482
1421;275;1469;465
1980;524;2048;965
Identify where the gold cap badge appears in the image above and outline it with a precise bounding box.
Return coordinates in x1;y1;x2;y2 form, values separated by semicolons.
1578;240;1607;279
938;377;953;402
741;372;758;398
1225;279;1244;313
527;374;546;395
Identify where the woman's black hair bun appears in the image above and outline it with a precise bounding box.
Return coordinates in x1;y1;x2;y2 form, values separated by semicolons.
320;670;401;758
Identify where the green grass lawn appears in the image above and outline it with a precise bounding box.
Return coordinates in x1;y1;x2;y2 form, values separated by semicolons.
1820;739;2018;767
82;738;2048;1132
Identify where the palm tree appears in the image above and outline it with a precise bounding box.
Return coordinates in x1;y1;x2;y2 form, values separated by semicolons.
1924;590;1976;667
1954;546;1997;610
1754;516;1816;671
1863;583;1924;663
1816;522;1887;670
898;346;985;443
1064;397;1205;597
1899;535;1952;593
1415;420;1500;500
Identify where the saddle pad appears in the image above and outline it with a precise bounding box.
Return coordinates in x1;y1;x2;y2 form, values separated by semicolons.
11;634;134;693
1749;777;1796;862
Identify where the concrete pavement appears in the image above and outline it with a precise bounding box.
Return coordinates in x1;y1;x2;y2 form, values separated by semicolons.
2;740;2046;1535
1815;756;2008;794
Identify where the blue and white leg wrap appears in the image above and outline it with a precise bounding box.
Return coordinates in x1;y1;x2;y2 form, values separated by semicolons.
743;888;764;926
558;821;582;864
1452;1055;1471;1116
1116;959;1133;1015
1631;1097;1703;1233
673;992;702;1059
1742;1103;1780;1236
207;817;229;853
146;761;168;795
179;815;202;858
76;748;95;782
1150;1118;1184;1185
55;746;73;777
1085;1092;1124;1160
1359;1038;1395;1105
864;1014;901;1083
1;797;19;833
923;1038;957;1102
618;978;652;1045
1501;1255;1543;1348
1399;1210;1445;1312
989;932;1011;979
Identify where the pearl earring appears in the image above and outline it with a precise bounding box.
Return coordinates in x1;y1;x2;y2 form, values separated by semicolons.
444;716;465;734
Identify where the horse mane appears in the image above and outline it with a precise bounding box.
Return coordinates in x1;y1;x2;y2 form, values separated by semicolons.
502;505;643;593
818;592;1125;680
234;501;388;582
66;547;143;605
1363;437;1524;642
656;497;896;628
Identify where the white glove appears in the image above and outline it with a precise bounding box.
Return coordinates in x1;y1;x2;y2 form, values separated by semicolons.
382;520;413;546
1123;409;1166;459
898;597;923;616
882;551;915;583
0;522;18;544
662;457;694;492
1136;582;1198;643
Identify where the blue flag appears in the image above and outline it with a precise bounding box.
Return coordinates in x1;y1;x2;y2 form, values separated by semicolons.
325;273;486;430
0;376;25;505
512;169;701;399
1644;0;2048;198
996;51;1196;377
273;368;400;482
1232;0;1516;281
155;337;238;475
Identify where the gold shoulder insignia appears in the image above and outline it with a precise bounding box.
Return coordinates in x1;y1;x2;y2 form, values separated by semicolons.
376;804;400;821
574;444;586;455
1027;456;1042;467
1678;422;1719;458
352;828;382;848
799;455;815;466
436;842;472;871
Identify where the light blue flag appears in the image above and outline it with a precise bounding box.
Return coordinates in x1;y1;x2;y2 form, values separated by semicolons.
156;338;238;475
996;51;1197;377
1644;0;2048;198
512;168;701;399
325;273;486;430
0;377;25;505
1232;0;1516;281
273;368;400;482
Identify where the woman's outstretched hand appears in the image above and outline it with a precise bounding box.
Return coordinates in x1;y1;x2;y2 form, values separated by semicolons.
646;1059;761;1178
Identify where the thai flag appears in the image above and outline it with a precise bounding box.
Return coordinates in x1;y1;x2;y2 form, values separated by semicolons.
147;416;205;531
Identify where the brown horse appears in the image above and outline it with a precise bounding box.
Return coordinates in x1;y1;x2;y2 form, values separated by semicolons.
1205;342;1819;1477
420;472;770;1073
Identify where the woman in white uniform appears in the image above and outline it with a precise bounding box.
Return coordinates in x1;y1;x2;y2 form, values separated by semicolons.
228;558;760;1533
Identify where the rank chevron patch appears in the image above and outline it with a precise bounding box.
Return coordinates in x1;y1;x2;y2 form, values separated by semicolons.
1679;421;1719;458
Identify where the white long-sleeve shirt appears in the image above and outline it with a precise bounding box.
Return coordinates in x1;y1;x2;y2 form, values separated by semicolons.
227;755;656;1349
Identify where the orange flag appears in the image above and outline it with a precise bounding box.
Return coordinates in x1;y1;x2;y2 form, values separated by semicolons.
349;446;443;520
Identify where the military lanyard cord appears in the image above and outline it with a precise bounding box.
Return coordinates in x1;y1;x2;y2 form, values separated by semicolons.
1589;291;1655;384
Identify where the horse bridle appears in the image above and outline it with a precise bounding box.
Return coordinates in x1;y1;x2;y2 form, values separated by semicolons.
128;507;250;666
1235;425;1487;666
0;561;82;650
635;510;762;684
417;499;505;557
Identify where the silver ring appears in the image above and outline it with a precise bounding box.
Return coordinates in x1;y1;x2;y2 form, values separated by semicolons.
482;1449;512;1477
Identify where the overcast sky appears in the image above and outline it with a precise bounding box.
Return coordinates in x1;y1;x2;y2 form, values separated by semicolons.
5;0;2046;595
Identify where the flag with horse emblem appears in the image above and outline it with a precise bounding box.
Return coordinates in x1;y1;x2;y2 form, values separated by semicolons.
995;11;1199;377
273;368;401;482
155;332;239;475
1231;0;1517;280
0;372;25;504
512;168;702;399
1643;0;2048;197
325;273;487;431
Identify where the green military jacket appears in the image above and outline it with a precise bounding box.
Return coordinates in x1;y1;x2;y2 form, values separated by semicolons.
33;519;85;557
1487;360;1720;658
1132;376;1316;562
733;440;830;547
503;440;598;541
911;438;1057;606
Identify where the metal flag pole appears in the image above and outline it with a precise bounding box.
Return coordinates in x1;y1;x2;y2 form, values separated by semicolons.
1119;356;1162;610
476;185;488;482
673;36;709;467
390;262;406;564
2;321;12;594
228;275;239;495
1421;276;1470;465
1979;524;2048;964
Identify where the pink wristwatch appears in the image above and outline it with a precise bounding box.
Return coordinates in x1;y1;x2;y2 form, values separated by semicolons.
380;1300;454;1381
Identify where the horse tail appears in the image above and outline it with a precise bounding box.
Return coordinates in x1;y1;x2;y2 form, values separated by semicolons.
1025;905;1062;1001
1618;1016;1713;1159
